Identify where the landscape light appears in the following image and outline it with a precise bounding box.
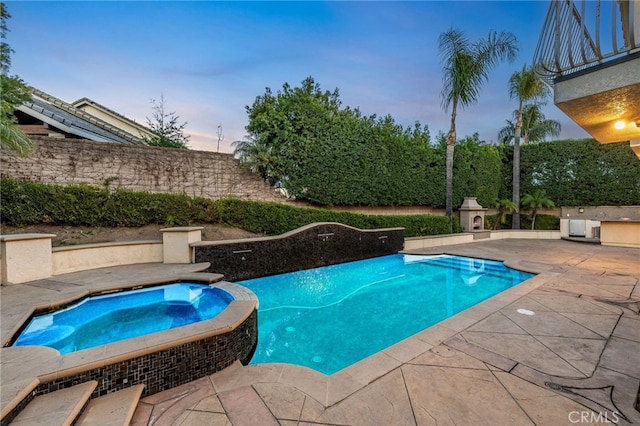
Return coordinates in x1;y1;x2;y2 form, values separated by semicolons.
614;120;626;130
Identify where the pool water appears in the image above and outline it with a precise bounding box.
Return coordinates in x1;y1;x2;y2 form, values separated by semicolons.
13;283;234;354
239;254;534;375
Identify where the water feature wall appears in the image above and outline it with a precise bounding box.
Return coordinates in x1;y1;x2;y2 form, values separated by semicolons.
192;222;405;281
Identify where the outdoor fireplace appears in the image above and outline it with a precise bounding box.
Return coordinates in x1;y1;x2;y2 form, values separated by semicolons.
459;197;487;232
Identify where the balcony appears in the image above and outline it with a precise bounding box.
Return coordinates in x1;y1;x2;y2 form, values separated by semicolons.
533;0;640;157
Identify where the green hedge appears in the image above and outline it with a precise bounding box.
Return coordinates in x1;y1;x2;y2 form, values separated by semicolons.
0;178;219;227
518;139;640;206
485;213;559;230
0;179;456;237
216;198;458;237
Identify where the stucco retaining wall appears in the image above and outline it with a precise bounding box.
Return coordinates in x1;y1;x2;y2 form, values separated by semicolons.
51;241;163;275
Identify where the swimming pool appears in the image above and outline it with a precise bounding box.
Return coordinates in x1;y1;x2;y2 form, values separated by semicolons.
13;283;234;354
238;254;534;374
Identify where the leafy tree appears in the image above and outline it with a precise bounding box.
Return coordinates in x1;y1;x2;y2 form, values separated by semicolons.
439;28;517;231
0;2;32;156
243;77;343;188
498;103;560;145
240;77;436;206
142;94;190;149
520;190;555;230
506;65;550;229
491;198;518;230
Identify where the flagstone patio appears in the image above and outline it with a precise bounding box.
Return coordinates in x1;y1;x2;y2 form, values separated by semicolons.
1;239;638;425
129;239;639;425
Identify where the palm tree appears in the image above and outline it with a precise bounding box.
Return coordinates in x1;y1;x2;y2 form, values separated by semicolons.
507;65;550;230
498;103;561;145
1;3;32;156
0;118;32;156
521;190;555;230
232;137;280;186
492;198;518;230
439;28;518;231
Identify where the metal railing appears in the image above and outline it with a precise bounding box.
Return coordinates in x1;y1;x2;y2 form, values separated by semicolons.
533;0;639;84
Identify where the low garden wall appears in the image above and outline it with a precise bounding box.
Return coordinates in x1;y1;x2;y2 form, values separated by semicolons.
52;241;163;275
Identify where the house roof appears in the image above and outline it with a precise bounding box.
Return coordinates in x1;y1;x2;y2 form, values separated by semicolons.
71;97;153;138
17;88;145;145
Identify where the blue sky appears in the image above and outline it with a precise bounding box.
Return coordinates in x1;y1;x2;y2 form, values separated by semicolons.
6;1;589;152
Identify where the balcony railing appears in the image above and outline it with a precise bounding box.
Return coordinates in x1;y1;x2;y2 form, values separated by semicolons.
533;0;639;84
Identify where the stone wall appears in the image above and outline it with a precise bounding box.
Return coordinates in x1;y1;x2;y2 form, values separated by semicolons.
0;137;283;202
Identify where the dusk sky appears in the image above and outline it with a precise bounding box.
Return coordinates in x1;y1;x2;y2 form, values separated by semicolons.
6;1;589;153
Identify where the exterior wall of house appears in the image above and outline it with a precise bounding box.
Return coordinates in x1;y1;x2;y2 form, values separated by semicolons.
74;104;154;139
0;137;284;202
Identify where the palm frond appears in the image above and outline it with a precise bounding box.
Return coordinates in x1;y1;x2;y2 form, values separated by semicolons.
0;119;32;156
508;65;550;106
440;29;517;112
499;103;561;144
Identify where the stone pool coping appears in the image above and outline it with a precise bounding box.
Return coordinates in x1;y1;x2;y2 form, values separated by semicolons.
216;268;555;408
0;267;258;421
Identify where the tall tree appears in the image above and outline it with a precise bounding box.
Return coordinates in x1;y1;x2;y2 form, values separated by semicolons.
242;76;343;188
507;65;550;229
439;28;517;231
498;102;560;145
521;190;555;230
0;2;32;156
142;94;190;149
239;77;436;206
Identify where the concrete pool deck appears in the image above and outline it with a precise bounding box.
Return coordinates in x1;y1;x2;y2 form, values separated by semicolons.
2;239;639;425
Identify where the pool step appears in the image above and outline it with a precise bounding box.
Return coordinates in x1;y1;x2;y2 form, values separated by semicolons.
417;256;508;273
9;380;97;426
76;385;145;426
8;382;145;426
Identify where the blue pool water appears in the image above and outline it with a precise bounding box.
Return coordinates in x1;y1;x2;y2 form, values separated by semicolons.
239;254;534;374
13;283;234;354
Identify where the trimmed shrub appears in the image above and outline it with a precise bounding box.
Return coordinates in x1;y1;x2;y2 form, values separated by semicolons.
0;179;455;237
0;179;211;227
484;213;559;231
216;198;456;237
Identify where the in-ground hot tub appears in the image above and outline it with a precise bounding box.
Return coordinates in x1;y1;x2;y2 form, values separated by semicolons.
3;277;257;410
13;283;235;354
